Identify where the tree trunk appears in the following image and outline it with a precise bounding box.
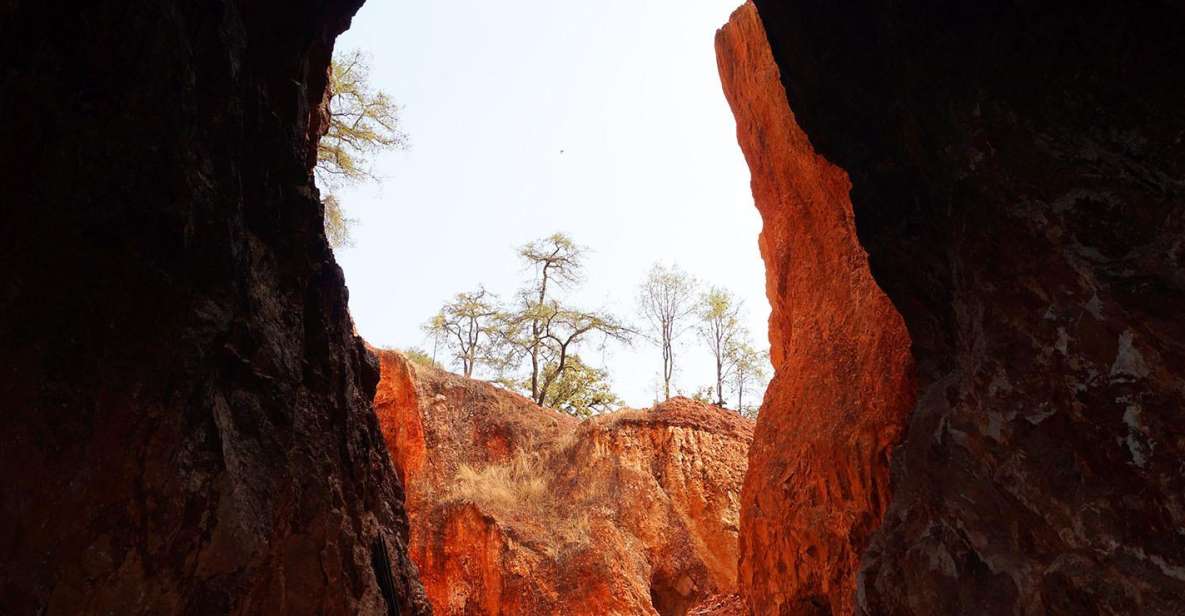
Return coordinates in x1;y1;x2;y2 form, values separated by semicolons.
662;342;673;400
715;356;724;405
533;348;547;405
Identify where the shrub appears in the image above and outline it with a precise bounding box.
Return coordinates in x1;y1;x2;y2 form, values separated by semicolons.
402;346;441;370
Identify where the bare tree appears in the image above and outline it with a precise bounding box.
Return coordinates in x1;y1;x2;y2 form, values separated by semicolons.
697;287;743;405
727;335;770;418
514;233;584;401
423;288;499;377
637;263;698;401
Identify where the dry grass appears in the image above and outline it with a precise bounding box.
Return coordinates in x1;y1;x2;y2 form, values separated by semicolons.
447;450;549;517
590;408;648;430
543;509;594;561
553;408;648;457
444;448;595;561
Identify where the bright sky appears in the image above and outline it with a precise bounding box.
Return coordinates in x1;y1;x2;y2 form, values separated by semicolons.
334;0;767;407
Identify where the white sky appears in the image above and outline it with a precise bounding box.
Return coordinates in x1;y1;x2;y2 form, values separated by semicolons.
334;0;767;407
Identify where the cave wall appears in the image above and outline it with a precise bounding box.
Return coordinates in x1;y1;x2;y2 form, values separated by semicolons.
716;5;915;614
737;1;1185;614
0;1;429;614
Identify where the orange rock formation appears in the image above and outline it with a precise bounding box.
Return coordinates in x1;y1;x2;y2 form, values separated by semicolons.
715;4;916;614
373;350;753;615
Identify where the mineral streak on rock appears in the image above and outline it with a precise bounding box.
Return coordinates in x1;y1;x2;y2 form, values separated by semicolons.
373;350;754;615
0;1;428;613
715;3;917;614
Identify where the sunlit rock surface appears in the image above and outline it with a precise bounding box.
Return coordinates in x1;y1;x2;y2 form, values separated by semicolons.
722;1;1185;613
0;1;428;613
374;350;753;615
715;4;916;614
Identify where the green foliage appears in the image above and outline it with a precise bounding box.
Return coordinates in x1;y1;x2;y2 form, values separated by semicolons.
696;286;743;405
413;234;770;419
517;233;584;290
316;49;409;248
487;233;633;409
321;194;355;249
689;385;716;405
537;355;621;418
402;346;441;370
726;337;769;418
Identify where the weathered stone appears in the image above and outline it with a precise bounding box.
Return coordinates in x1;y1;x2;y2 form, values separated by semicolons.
374;351;753;615
716;5;916;614
0;2;428;614
720;1;1185;613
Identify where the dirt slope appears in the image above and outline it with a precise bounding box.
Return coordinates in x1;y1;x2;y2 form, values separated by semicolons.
373;350;753;615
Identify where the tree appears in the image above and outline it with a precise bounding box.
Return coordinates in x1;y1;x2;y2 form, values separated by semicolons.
535;354;621;418
727;337;769;418
315;49;409;248
402;347;441;370
697;287;743;406
321;194;353;249
423;288;499;377
637;263;698;401
490;233;632;409
495;300;631;407
534;306;631;406
514;233;584;401
689;385;717;406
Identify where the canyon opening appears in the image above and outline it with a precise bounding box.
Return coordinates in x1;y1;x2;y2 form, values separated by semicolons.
330;2;783;613
3;1;1184;616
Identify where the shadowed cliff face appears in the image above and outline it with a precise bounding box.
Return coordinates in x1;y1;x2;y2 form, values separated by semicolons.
715;5;915;615
0;1;428;614
722;1;1185;614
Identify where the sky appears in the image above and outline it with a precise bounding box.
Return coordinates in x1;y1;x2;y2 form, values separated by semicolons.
333;0;767;407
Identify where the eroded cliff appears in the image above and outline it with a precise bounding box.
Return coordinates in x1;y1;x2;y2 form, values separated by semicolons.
373;351;754;616
715;5;917;614
0;2;428;614
720;1;1185;614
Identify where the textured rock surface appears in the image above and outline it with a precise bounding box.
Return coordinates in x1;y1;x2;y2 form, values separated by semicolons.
0;2;428;614
724;1;1185;614
716;4;916;615
373;351;753;615
373;349;577;503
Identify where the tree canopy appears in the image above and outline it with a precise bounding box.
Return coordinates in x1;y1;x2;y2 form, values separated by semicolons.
425;234;633;416
423;288;499;378
727;337;768;418
417;236;770;419
315;49;408;248
697;287;743;406
534;354;620;418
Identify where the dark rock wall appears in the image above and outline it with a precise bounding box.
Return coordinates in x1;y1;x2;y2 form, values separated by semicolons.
0;1;428;614
748;1;1185;614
